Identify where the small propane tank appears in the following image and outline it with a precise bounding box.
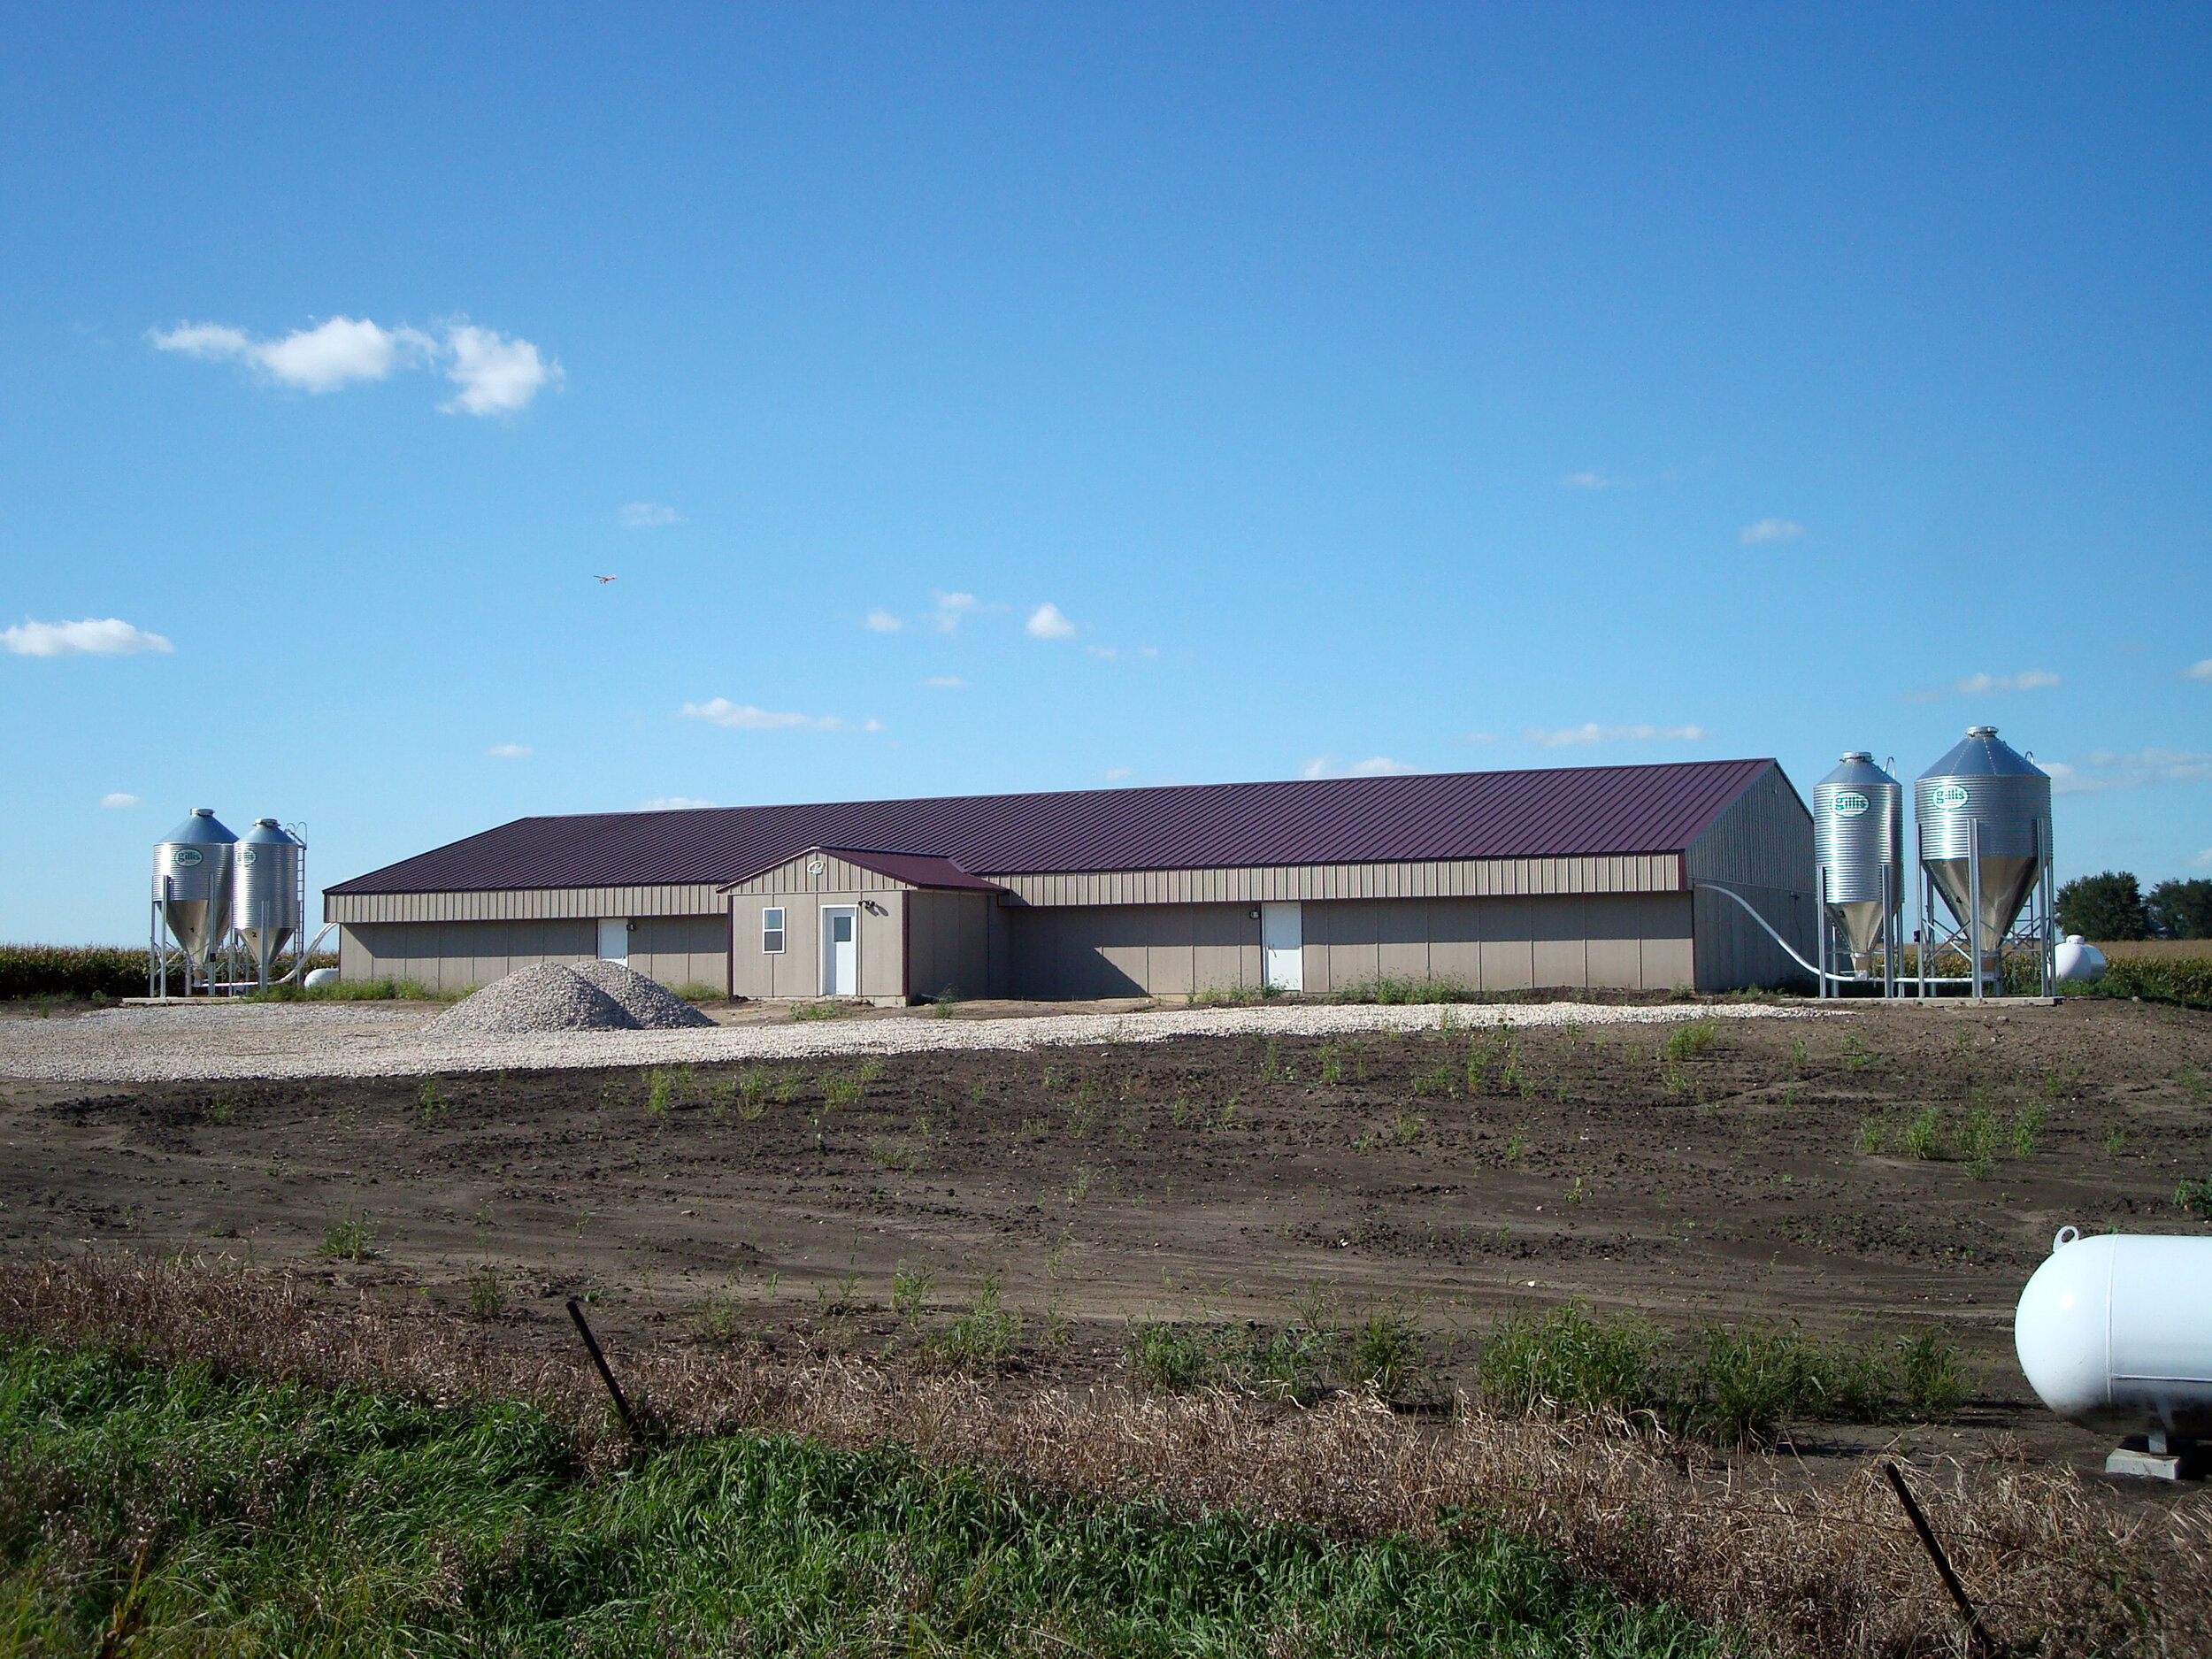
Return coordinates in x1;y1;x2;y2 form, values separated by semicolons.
2054;935;2108;984
2015;1229;2212;1437
303;967;340;989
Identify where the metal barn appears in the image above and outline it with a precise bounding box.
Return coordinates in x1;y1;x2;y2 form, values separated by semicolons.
324;760;1814;1001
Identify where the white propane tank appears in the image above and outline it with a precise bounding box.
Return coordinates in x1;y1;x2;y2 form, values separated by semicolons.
2015;1229;2212;1436
303;967;340;989
2054;935;2108;984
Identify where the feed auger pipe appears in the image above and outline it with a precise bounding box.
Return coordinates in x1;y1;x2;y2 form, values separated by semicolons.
276;923;340;984
1693;880;1855;987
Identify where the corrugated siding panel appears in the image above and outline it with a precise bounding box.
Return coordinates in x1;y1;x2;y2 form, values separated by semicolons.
326;856;1689;924
983;855;1680;908
326;886;725;924
1002;893;1697;997
1685;764;1816;990
726;853;914;896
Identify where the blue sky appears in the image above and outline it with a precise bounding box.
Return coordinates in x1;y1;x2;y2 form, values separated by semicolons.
4;3;2208;943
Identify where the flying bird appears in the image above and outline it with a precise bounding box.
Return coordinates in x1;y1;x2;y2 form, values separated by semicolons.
593;574;618;583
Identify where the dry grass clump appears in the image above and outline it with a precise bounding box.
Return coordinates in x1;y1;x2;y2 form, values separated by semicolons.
3;1252;2206;1656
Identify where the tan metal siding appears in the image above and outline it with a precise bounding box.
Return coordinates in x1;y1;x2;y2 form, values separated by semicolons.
725;854;914;896
1685;765;1815;990
903;890;992;1002
332;854;1684;926
978;854;1679;908
726;889;907;1002
994;893;1697;997
326;885;725;925
1474;897;1532;989
339;918;597;992
1005;904;1257;999
729;893;811;999
626;914;730;993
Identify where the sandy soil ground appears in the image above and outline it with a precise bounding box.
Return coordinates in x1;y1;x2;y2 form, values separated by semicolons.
7;995;2212;1492
0;992;1815;1081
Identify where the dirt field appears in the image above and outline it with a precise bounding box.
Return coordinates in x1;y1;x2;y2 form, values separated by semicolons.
5;995;2211;1484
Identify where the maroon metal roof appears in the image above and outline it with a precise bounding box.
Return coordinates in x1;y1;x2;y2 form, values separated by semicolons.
328;759;1784;896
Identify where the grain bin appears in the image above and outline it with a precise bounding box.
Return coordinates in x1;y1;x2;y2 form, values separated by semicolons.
153;808;237;992
233;818;305;987
1813;752;1902;995
1914;726;2054;998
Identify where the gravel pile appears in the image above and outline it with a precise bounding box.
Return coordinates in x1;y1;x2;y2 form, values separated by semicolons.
569;959;714;1029
4;997;1839;1083
425;964;637;1037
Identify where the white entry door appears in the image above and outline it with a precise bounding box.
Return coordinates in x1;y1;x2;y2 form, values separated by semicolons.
1262;902;1303;992
597;918;629;964
821;906;858;996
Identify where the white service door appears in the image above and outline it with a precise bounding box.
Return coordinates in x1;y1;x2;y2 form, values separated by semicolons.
1262;902;1303;991
822;907;858;996
597;918;629;964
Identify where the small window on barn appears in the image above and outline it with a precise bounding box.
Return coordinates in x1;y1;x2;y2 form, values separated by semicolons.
761;908;786;954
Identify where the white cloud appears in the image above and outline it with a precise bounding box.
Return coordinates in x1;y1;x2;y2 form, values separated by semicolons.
2048;747;2212;795
1137;646;1159;657
1524;722;1706;747
149;322;251;359
2185;659;2212;682
441;323;560;415
1026;602;1077;640
864;608;905;633
152;315;431;393
1561;468;1678;491
1739;518;1804;544
620;503;684;528
1105;766;1133;780
931;592;981;632
921;675;965;687
1911;669;2062;702
486;742;532;757
2197;849;2212;867
100;792;141;809
1300;756;1419;780
3;618;173;657
641;796;718;810
1086;644;1118;660
1959;670;2060;695
265;317;428;391
680;698;846;731
150;315;557;414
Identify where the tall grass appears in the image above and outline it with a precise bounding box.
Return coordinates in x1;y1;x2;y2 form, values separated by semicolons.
1473;1304;1972;1447
1129;1304;1971;1448
2078;953;2212;1010
1333;973;1482;1004
2;943;342;1000
0;1255;2202;1657
0;1340;1716;1658
247;974;453;1002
